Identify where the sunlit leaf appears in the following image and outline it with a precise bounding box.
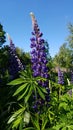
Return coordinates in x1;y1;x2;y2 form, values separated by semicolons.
7;114;16;124
12;116;22;129
8;78;25;85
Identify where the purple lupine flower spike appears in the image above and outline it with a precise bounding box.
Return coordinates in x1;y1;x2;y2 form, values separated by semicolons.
58;68;64;85
7;33;16;53
30;12;50;112
71;71;73;84
30;12;49;81
7;34;24;79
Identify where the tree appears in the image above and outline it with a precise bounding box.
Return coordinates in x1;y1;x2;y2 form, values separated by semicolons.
16;47;31;67
53;23;73;71
67;23;73;49
0;23;6;47
53;43;72;70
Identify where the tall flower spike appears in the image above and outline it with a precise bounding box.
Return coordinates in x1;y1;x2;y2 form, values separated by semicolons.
7;33;24;79
58;68;64;85
7;33;16;53
30;12;49;82
7;33;12;43
30;12;36;28
30;12;50;113
71;71;73;84
7;33;14;46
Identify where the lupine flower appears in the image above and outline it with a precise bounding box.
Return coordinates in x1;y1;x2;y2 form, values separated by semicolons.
30;12;50;112
58;68;64;85
71;71;73;84
7;34;24;79
30;12;49;81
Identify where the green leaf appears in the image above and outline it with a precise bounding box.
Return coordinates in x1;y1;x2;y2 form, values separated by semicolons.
59;102;67;110
12;116;22;129
69;125;73;130
17;85;30;100
8;78;25;85
37;87;45;100
8;107;26;124
7;114;16;124
53;123;64;130
31;117;40;130
24;111;30;124
41;118;48;130
24;127;35;130
14;107;25;116
62;127;66;130
13;83;28;96
39;86;47;94
25;86;33;103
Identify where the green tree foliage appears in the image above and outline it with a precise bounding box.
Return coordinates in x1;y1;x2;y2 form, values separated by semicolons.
53;23;73;70
0;23;6;47
67;23;73;49
53;43;73;69
0;45;9;87
16;47;31;67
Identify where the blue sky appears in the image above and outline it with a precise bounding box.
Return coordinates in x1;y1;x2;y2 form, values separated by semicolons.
0;0;73;57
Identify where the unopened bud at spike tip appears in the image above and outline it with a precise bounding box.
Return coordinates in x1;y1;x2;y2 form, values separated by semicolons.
30;12;35;19
30;12;34;16
6;33;11;41
30;12;36;28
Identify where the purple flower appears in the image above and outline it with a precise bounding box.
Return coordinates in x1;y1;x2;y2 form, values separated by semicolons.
8;35;24;78
30;12;50;112
71;71;73;84
30;37;35;41
58;68;64;85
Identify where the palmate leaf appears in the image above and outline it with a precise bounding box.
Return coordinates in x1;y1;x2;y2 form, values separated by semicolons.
20;69;32;79
25;85;33;103
13;82;33;102
8;78;26;85
31;116;40;130
13;83;28;96
8;106;26;129
41;118;48;130
37;87;45;100
17;84;30;101
7;114;16;124
39;86;47;94
8;107;26;124
12;116;22;129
